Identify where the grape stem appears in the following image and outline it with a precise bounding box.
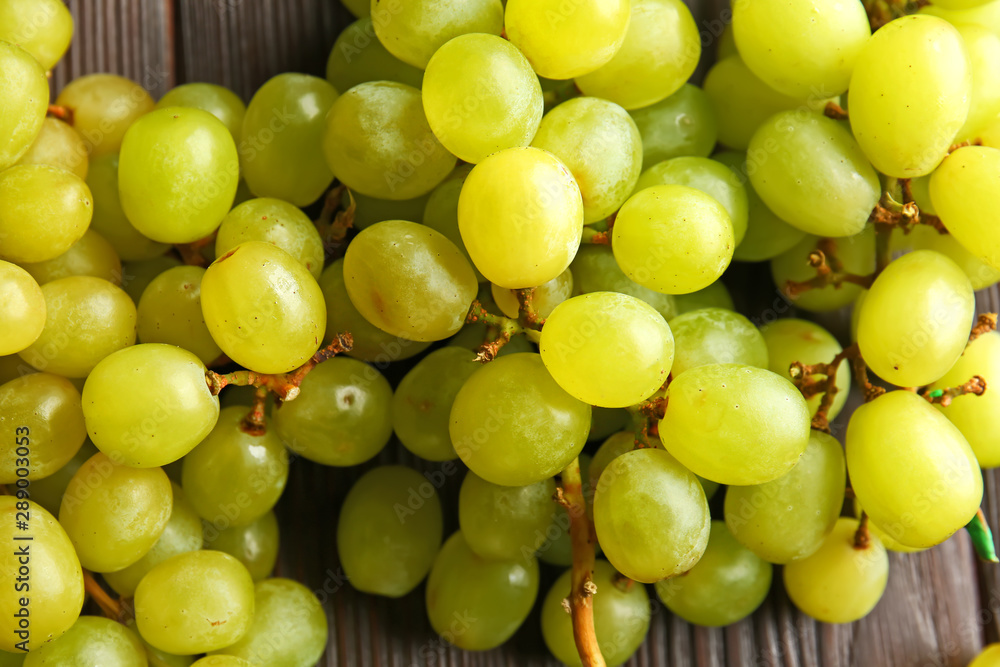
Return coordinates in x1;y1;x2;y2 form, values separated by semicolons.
948;138;983;155
83;570;123;621
920;375;987;407
625;398;668;449
854;512;871;550
969;313;999;346
782;239;874;297
823;101;848;121
515;288;546;330
789;342;860;433
46;104;74;124
555;457;606;667
175;232;216;267
465;300;525;362
204;333;353;402
240;386;270;435
864;0;929;30
315;184;355;260
581;227;611;245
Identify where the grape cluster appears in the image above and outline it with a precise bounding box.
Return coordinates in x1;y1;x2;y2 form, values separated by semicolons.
2;0;1000;665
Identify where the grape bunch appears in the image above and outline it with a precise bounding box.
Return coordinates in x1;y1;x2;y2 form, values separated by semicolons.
2;0;1000;665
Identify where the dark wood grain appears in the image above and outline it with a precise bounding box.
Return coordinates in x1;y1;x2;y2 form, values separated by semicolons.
51;1;996;665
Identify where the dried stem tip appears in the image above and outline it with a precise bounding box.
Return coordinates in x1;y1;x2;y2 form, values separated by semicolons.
922;375;987;407
969;313;999;345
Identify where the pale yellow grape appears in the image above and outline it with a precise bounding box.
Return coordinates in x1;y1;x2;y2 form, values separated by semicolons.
668;307;768;377
849;15;971;177
371;0;503;69
215;198;324;279
575;0;700;110
857;250;974;387
921;1;1000;37
955;24;1000;140
23;616;147;667
540;292;674;408
16;118;89;180
659;364;811;485
930;332;1000;467
0;0;74;70
86;154;170;262
458;147;584;289
323;81;455;200
59;452;172;572
930;146;1000;272
157;83;246;143
0;165;93;264
906;223;1000;289
55;74;156;157
20;229;121;287
343;220;477;342
612;184;734;294
422;33;543;164
504;0;631;80
732;0;870;98
0;41;48;170
847;390;982;548
201;241;326;374
970;643;1000;667
0;262;45;356
491;268;573;320
783;518;888;623
531;97;642;223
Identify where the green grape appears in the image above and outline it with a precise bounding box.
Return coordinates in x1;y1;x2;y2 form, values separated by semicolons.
929;331;1000;467
847;390;983;548
371;0;503;69
504;0;631;79
17;118;89;180
241;73;338;206
0;262;45;356
422;33;542;165
0;0;73;70
86;154;170;262
55;74;156;157
725;430;845;564
202;241;326;374
325;18;423;92
350;189;429;230
668;308;767;377
0;165;93;264
858;250;974;387
343;220;477;341
337;466;442;597
193;658;249;667
634;156;749;245
17;276;135;378
575;0;700;110
0;651;22;667
27;441;96;516
392;346;479;461
134;550;255;655
540;292;674;408
760;318;851;421
59;452;172;572
849;15;971;178
921;1;1000;36
21;230;121;287
103;483;202;597
137;629;194;667
157;83;246;142
588;408;630;442
612;184;734;295
323;81;455;200
906;221;1000;290
531;97;642;223
714;150;807;262
930;146;1000;272
450;353;591;486
23;616;146;667
82;344;220;468
655;520;772;626
0;41;47;170
716;22;737;59
733;0;869;98
629;84;718;169
203;510;279;582
590;432;718;500
458;147;583;288
183;406;288;528
571;244;677;320
425;531;539;651
748;111;880;238
459;471;556;561
0;373;85;483
492;268;573;319
136;266;223;365
0;497;83;651
318;258;431;363
770;228;875;312
210;578;327;667
660;363;811;485
675;281;733;314
121;255;183;303
0;354;34;386
969;643;1000;667
215;198;323;279
119;107;238;244
541;560;650;666
342;0;368;17
954;24;1000;140
593;448;710;583
783;518;888;623
273;357;393;466
703;56;821;150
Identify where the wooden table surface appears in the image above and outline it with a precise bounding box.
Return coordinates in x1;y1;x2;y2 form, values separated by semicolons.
51;1;1000;665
